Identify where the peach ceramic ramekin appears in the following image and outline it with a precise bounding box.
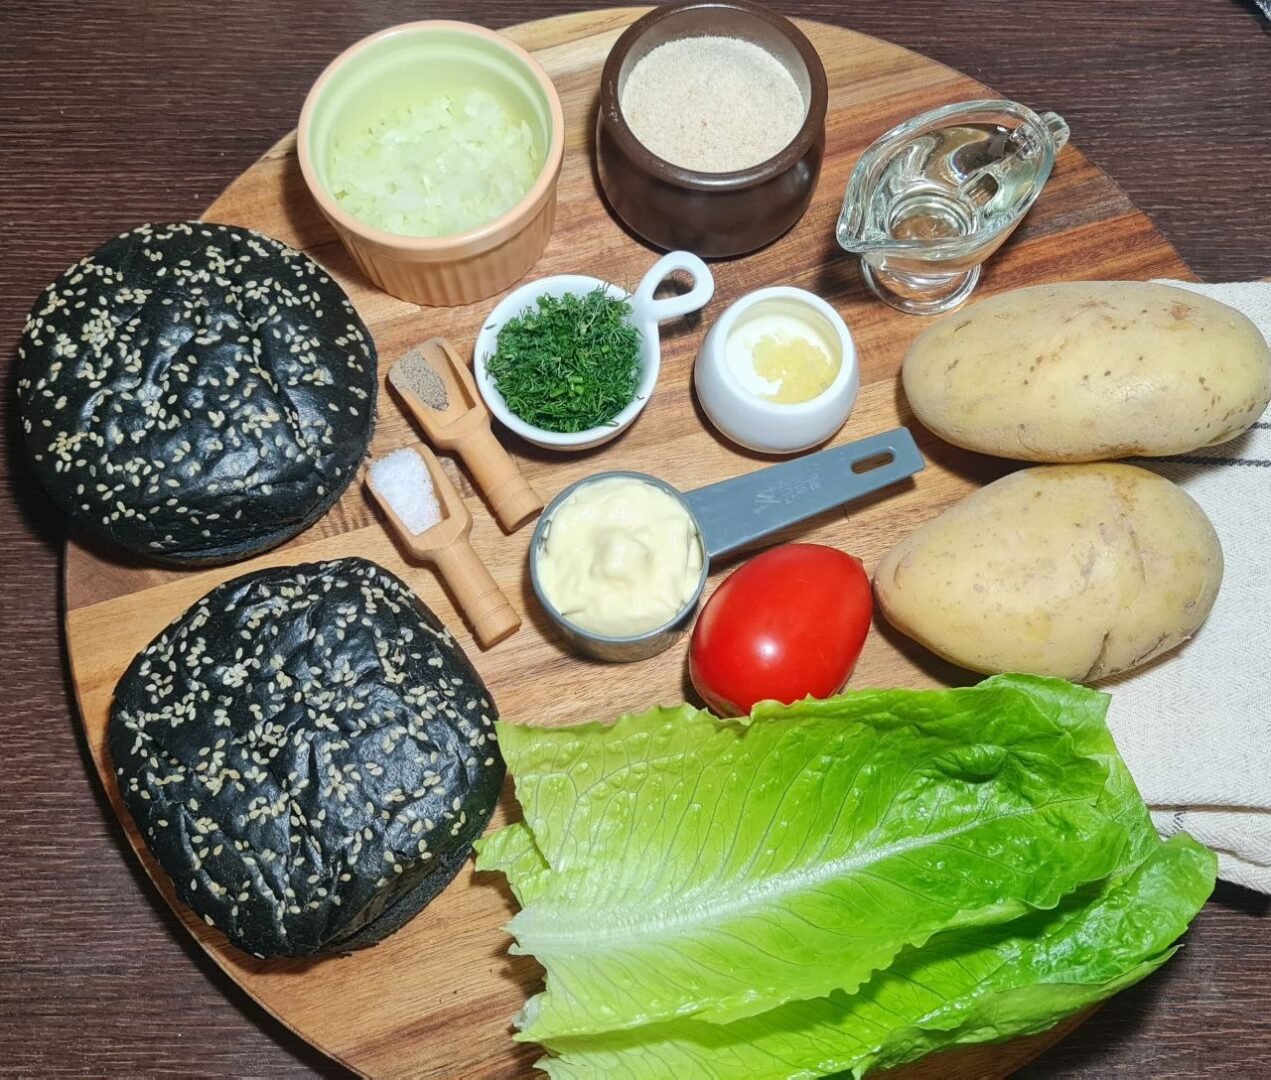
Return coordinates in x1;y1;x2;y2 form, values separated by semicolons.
298;21;565;307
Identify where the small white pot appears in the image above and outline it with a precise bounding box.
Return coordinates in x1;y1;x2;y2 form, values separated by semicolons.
695;286;860;454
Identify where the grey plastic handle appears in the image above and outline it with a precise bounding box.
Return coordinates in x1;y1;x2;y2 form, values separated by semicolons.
681;428;925;560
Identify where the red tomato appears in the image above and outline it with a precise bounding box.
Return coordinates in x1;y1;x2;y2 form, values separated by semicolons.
688;544;872;717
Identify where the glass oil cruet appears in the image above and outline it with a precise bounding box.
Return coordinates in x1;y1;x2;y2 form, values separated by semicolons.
836;99;1070;315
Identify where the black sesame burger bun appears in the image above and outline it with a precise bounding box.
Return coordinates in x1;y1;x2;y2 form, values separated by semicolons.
109;557;504;958
16;222;377;565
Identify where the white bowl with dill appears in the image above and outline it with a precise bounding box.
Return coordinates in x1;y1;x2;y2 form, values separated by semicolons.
474;251;715;451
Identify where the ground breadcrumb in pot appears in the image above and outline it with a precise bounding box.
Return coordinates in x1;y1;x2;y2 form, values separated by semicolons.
619;35;807;172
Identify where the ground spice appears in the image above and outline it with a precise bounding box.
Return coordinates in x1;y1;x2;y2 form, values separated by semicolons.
394;349;449;411
619;35;806;173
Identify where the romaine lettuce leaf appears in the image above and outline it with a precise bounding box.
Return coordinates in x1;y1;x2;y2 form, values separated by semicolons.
477;820;551;906
974;676;1148;834
480;682;1135;1041
532;832;1213;1079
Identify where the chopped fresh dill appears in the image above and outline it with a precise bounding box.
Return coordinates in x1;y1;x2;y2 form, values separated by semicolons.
487;287;642;433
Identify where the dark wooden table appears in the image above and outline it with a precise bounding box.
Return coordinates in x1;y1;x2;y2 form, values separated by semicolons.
2;1;1269;1076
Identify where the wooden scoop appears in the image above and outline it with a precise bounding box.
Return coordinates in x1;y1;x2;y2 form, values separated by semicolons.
366;444;520;649
388;337;543;532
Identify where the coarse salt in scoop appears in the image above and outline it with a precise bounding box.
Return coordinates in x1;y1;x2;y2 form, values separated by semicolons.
369;448;442;534
366;444;521;649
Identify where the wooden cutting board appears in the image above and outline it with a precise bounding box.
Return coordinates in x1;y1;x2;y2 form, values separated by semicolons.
63;7;1192;1077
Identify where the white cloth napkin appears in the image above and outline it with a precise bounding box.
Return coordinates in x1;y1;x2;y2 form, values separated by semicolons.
1103;280;1271;892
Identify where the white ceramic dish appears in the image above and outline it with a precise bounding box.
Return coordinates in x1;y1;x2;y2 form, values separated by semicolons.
473;250;714;450
694;286;860;454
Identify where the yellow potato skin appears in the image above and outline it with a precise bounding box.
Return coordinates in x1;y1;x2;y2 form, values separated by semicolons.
903;281;1271;462
874;464;1223;683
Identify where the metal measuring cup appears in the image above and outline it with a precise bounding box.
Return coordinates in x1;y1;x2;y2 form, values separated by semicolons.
528;427;924;662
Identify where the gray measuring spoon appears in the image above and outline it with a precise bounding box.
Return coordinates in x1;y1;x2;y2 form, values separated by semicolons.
529;427;924;662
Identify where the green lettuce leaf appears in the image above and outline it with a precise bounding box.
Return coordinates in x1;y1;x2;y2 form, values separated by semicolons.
533;832;1214;1079
479;682;1135;1040
477;820;551;906
977;676;1151;844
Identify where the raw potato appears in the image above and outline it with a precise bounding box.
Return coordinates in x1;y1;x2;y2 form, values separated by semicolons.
903;281;1271;462
874;464;1223;683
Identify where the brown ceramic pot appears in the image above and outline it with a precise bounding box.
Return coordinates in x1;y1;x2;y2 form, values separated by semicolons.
596;0;828;258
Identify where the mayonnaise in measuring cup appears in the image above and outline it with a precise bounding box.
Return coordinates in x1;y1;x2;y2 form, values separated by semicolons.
536;476;704;637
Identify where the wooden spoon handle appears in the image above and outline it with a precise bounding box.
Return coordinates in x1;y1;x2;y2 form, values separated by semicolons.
433;540;520;649
458;428;543;532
